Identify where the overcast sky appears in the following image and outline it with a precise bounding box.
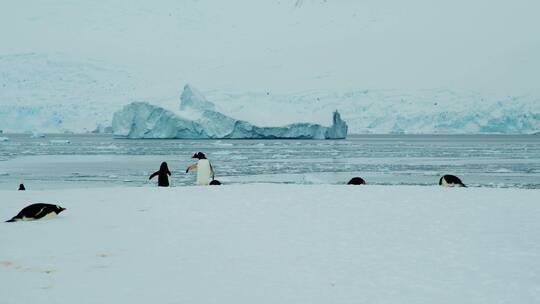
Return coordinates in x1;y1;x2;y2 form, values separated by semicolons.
1;0;539;95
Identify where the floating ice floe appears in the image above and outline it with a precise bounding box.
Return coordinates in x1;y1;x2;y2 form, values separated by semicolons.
30;133;46;138
112;85;348;139
49;139;71;144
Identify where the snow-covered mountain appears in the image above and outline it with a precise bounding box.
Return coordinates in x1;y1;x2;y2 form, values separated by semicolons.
1;0;539;134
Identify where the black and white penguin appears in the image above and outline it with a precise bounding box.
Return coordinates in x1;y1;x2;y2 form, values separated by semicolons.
439;175;466;187
18;184;25;191
186;152;215;185
149;162;171;187
347;177;366;185
6;203;66;222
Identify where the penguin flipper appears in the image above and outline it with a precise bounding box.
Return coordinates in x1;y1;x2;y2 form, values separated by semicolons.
209;162;215;180
186;164;197;173
33;207;48;219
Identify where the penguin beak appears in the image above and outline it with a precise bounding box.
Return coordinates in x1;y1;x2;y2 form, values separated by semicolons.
60;207;66;212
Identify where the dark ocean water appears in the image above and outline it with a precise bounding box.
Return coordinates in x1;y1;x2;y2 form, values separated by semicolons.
1;134;539;189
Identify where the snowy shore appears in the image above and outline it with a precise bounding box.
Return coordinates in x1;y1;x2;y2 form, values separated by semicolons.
1;184;539;303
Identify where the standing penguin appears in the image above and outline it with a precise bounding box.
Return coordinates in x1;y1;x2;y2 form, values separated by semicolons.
439;174;466;187
149;162;171;187
186;152;214;185
18;183;26;191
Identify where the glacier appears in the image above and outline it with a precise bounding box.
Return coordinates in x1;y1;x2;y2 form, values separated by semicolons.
112;85;348;139
1;55;539;135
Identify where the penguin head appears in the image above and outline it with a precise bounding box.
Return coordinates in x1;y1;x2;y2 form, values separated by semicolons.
192;152;207;159
55;205;66;214
160;162;169;172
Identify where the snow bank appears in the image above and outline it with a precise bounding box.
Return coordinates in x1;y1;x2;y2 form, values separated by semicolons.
1;185;539;303
112;86;348;139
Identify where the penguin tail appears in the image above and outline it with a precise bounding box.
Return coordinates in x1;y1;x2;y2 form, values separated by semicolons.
5;218;16;223
461;183;467;188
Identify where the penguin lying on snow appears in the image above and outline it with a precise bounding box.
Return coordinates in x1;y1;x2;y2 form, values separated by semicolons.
6;203;66;222
347;177;366;185
209;180;222;185
439;175;466;187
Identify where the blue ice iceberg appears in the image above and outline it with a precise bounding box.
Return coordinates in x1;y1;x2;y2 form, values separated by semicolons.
179;85;216;112
112;85;348;139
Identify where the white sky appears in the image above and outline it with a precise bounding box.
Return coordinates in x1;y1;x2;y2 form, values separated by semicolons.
1;0;539;95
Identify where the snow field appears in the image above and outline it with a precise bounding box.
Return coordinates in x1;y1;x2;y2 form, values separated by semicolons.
1;184;539;303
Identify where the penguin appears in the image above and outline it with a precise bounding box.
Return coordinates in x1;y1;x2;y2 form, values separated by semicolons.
439;175;466;187
347;177;366;185
149;162;171;187
6;203;66;222
186;152;214;185
18;183;25;191
209;180;222;185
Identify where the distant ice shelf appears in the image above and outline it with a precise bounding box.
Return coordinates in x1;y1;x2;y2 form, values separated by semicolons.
112;85;348;139
1;54;539;135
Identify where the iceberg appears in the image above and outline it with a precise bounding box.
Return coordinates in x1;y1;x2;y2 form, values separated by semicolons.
112;86;348;139
112;102;202;139
179;85;216;111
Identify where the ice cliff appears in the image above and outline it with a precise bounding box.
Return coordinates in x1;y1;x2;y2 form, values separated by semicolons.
112;86;348;139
